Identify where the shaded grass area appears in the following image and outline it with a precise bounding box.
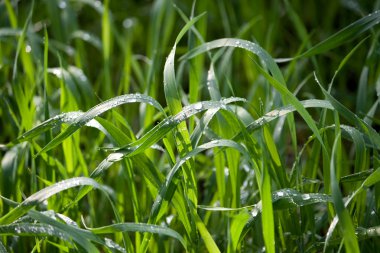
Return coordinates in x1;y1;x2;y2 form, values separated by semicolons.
1;0;380;252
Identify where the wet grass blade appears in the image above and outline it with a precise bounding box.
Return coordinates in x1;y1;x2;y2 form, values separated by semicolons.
35;94;164;156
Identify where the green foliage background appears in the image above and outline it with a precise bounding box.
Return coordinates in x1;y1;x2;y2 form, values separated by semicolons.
1;0;380;252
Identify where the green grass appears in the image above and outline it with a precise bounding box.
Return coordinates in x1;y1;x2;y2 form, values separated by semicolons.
1;0;380;252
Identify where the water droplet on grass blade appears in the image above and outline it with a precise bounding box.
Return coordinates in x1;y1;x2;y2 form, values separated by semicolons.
58;0;67;9
25;44;32;53
194;103;203;110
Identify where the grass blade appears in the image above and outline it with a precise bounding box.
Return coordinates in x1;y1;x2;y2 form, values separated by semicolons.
35;94;164;156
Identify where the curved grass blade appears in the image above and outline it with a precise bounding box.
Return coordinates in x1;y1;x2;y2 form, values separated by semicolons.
15;112;103;143
35;94;164;156
0;177;107;225
181;38;325;148
89;223;186;249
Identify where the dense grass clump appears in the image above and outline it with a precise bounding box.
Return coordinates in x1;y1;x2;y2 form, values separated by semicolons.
1;0;380;252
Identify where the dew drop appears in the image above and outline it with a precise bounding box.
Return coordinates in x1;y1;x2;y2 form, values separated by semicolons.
58;0;67;9
82;33;90;41
15;227;22;234
123;18;135;29
194;103;203;110
251;207;259;218
302;194;311;200
25;44;32;53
